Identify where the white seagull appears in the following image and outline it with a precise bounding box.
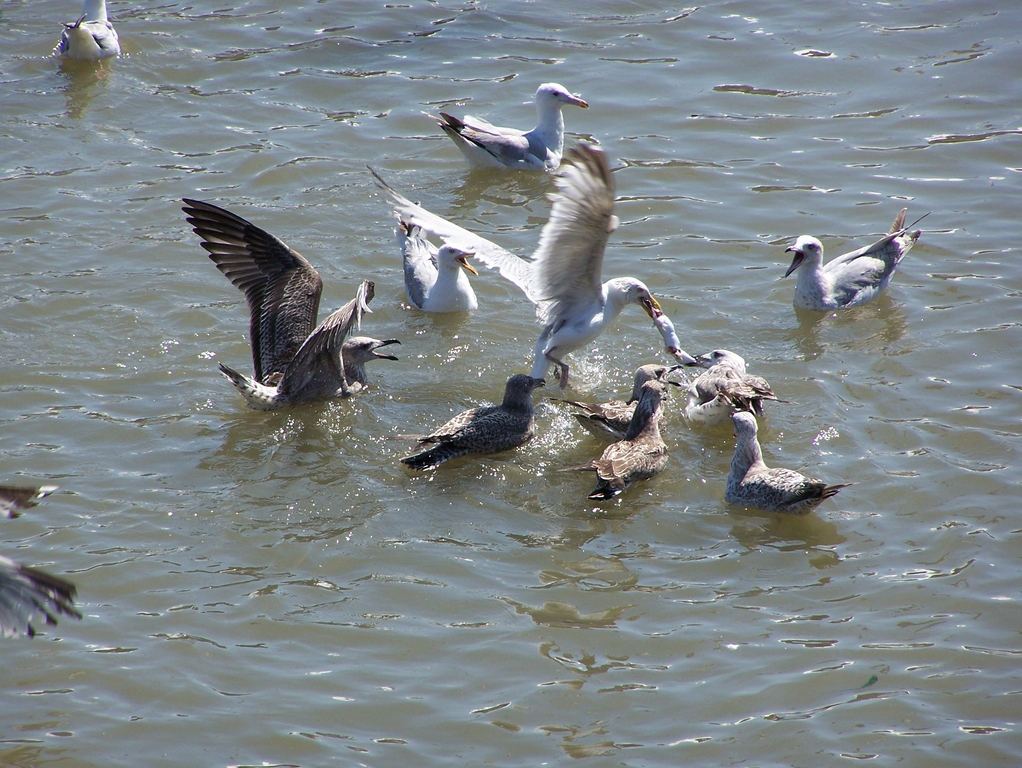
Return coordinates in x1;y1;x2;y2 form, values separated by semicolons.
54;0;120;61
183;199;400;410
725;412;851;515
373;144;692;388
784;208;923;311
429;83;588;171
393;214;478;313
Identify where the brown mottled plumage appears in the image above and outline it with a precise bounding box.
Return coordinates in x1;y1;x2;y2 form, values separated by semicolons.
401;375;545;470
554;364;671;442
183;199;399;409
563;379;669;500
0;485;81;638
725;412;851;514
684;350;778;424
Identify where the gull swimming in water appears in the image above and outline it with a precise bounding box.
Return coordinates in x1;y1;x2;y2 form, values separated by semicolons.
401;374;545;470
784;208;923;311
563;378;669;500
429;83;588;171
683;349;779;424
54;0;120;61
554;364;673;442
394;216;478;312
373;144;692;388
725;412;851;514
183;199;399;410
0;485;81;638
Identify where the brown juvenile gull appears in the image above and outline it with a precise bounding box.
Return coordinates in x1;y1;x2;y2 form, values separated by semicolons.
429;83;588;171
563;378;669;500
401;374;545;470
373;145;694;389
554;364;673;443
0;485;81;638
396;219;478;313
725;412;851;514
784;208;924;311
683;349;779;425
53;0;120;61
183;199;399;410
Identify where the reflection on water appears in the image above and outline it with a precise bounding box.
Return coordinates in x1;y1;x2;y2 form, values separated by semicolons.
786;296;910;361
58;58;114;120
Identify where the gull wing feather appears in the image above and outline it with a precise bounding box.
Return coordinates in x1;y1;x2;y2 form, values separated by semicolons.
0;556;81;638
529;145;617;326
278;280;374;397
369;168;534;298
183;199;323;383
398;222;438;310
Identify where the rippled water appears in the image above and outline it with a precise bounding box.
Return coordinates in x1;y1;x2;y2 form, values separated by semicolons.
2;1;1021;765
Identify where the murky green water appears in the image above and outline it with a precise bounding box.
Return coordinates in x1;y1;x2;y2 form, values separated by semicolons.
2;1;1020;765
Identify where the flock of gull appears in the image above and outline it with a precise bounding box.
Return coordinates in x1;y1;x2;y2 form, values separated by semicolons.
1;0;925;639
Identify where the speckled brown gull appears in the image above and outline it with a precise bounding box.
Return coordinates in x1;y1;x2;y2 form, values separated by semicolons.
562;379;669;500
183;199;399;410
725;412;851;514
0;485;81;639
683;349;778;424
374;145;676;389
395;219;478;313
429;83;588;171
401;374;545;470
53;0;120;61
554;364;673;442
784;208;924;311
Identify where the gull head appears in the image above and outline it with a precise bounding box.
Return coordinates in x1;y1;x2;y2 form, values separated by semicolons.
692;349;747;372
633;283;662;319
438;244;478;276
536;83;589;110
502;374;546;407
784;236;824;278
344;337;401;363
731;410;759;440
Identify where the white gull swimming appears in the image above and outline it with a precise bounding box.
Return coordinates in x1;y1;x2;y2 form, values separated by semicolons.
373;143;695;388
784;208;923;311
54;0;120;61
429;83;588;171
376;181;479;313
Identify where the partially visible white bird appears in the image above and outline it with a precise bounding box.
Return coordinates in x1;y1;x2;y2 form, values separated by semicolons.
373;144;681;389
54;0;120;61
784;208;923;311
394;216;478;313
683;349;779;424
725;412;851;515
429;83;588;171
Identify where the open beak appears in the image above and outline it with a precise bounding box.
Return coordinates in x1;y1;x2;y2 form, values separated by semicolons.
534;378;546;388
783;247;805;278
372;339;401;361
640;294;662;319
456;253;478;276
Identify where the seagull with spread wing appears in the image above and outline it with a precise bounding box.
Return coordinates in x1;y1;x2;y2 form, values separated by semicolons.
372;144;690;388
183;199;399;410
